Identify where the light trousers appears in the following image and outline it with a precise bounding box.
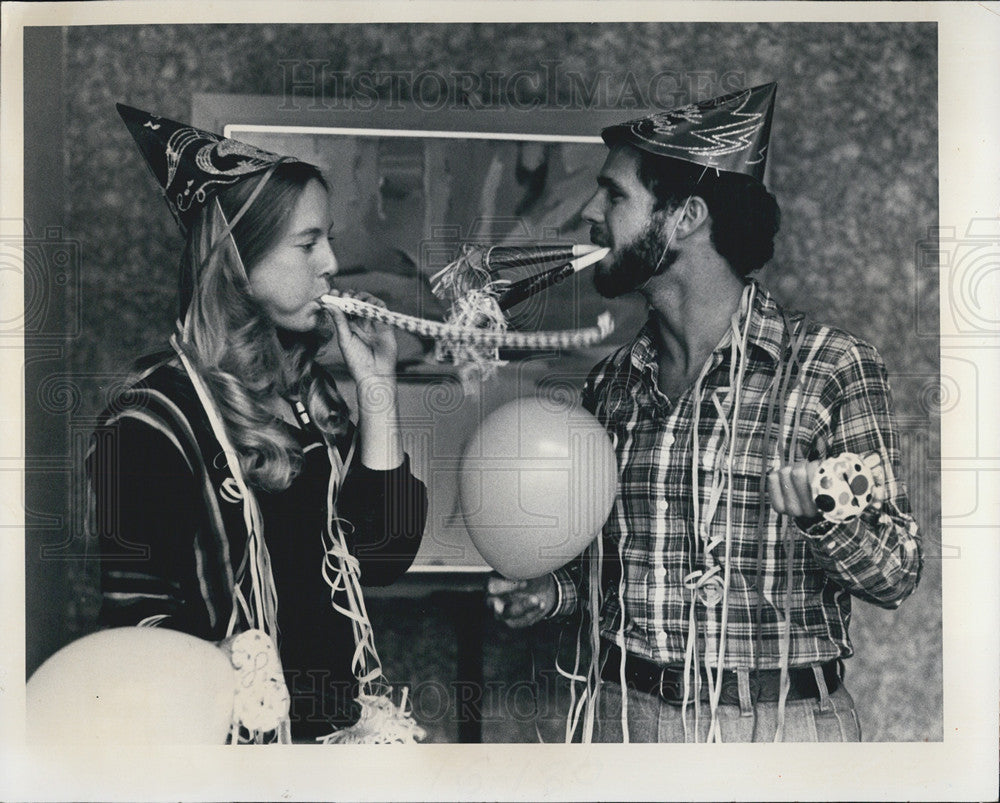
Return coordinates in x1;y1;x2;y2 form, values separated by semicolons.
595;680;862;742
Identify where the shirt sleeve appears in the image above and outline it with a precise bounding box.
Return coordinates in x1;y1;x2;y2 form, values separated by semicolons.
549;566;579;618
88;415;210;636
797;341;923;609
336;452;428;587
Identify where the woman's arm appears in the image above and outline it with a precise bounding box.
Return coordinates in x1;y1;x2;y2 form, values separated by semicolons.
336;453;428;586
354;374;403;471
324;290;426;583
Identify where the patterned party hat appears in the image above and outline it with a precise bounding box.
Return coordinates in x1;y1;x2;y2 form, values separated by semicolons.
117;103;297;234
601;82;777;183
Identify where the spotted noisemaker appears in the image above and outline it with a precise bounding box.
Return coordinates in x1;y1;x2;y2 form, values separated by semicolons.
810;453;876;523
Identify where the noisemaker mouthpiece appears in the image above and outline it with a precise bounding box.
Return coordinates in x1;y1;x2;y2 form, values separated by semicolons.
482;243;602;270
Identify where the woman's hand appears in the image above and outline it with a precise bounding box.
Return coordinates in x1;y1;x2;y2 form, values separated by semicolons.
326;290;398;384
326;290;403;471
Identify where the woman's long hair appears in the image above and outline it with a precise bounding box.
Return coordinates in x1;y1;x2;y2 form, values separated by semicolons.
177;160;351;492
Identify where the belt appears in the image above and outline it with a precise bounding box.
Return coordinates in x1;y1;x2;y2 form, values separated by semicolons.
600;641;842;707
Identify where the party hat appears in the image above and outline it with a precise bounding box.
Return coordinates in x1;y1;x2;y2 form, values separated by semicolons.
601;82;777;183
117;103;297;234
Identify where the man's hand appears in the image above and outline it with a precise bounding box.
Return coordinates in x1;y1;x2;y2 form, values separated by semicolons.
486;574;558;629
768;459;822;522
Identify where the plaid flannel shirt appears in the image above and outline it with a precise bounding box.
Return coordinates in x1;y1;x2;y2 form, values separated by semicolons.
552;281;921;668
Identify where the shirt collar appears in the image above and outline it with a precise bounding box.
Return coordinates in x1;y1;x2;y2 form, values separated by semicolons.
625;279;788;376
741;280;788;365
627;317;659;375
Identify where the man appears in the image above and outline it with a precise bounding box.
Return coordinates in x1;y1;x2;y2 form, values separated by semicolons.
489;83;921;742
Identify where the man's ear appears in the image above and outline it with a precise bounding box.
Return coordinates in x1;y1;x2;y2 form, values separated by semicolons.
671;195;710;239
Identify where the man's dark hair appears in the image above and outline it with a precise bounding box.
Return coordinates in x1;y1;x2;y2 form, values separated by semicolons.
608;138;782;277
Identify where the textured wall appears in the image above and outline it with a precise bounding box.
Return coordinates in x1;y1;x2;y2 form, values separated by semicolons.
52;21;939;741
67;22;938;416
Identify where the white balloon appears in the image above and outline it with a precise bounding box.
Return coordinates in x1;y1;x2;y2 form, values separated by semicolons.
27;627;236;744
459;396;618;580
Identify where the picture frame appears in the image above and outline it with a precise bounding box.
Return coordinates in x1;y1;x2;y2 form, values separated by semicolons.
194;94;639;573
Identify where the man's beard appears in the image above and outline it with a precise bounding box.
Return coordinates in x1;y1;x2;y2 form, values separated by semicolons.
592;217;678;299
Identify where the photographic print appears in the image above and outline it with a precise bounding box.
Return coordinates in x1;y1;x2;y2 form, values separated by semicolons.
2;2;997;801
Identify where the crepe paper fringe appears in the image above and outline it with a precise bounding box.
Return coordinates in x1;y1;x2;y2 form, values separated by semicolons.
428;248;512;384
220;628;292;742
434;288;509;387
424;244;613;386
429;244;509;305
317;690;427;745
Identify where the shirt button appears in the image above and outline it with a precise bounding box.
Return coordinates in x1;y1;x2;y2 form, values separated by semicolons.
657;499;669;512
655;566;668;579
663;433;675;448
699;576;724;607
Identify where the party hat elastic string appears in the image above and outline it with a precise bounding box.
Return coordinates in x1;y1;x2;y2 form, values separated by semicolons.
638;164;711;293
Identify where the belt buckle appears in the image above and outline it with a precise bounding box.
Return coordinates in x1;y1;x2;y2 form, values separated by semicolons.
656;666;684;706
718;674;737;707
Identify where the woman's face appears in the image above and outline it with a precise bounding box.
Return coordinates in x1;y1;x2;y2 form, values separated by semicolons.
248;179;338;332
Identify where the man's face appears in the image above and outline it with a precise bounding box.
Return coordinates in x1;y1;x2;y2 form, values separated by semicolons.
582;145;677;298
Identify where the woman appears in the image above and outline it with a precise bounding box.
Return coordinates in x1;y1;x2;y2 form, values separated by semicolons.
89;105;427;742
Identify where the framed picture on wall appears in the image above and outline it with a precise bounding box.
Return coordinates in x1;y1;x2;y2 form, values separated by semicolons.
192;95;645;573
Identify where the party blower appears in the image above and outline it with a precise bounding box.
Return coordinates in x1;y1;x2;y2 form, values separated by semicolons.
453;243;602;271
495;247;609;311
320;242;612;384
429;242;607;304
